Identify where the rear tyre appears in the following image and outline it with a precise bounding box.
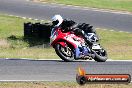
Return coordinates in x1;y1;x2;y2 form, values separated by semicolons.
55;43;75;62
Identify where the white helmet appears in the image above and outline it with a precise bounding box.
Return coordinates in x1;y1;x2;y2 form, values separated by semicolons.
51;15;63;27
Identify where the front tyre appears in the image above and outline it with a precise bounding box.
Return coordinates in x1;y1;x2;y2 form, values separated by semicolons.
55;44;75;62
93;48;108;62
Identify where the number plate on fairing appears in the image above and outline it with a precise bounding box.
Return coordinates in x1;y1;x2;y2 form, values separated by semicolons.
65;34;85;46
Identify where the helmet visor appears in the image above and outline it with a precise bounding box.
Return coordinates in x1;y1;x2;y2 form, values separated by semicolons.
52;20;59;26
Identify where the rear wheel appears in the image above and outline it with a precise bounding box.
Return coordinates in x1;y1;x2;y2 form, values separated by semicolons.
55;43;75;62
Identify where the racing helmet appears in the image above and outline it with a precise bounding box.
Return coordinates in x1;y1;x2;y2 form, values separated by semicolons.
51;15;63;27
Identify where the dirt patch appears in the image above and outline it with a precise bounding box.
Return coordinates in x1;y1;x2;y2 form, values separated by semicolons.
0;82;131;88
0;39;10;48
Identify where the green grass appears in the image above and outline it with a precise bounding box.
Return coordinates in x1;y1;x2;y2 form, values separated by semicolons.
0;14;59;59
97;29;132;60
0;14;132;60
38;0;132;12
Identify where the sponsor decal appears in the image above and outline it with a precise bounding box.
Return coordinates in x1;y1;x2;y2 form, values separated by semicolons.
76;67;131;85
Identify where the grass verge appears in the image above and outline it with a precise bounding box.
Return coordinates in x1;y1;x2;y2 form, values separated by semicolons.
0;14;59;59
0;82;131;88
35;0;132;12
0;14;132;60
97;29;132;60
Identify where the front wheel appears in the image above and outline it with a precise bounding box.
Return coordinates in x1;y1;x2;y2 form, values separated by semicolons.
55;43;75;62
93;48;108;62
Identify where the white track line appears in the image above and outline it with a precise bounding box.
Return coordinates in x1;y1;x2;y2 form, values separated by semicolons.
31;1;132;15
96;28;131;33
125;32;130;33
119;31;124;32
6;14;132;33
5;58;132;62
28;18;33;20
102;29;108;31
110;30;115;32
22;17;27;19
34;19;39;21
107;60;132;62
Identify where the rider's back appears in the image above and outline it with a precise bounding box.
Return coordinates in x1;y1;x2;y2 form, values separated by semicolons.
60;19;77;32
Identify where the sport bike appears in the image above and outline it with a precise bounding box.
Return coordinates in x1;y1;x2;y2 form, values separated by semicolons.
50;27;108;62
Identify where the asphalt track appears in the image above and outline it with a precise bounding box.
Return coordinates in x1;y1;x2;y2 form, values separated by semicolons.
0;0;132;81
0;59;132;81
0;0;132;32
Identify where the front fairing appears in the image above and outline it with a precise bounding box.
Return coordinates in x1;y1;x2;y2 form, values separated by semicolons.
50;27;67;46
50;27;85;49
50;27;58;45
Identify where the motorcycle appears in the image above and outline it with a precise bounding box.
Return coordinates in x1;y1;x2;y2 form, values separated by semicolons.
50;27;108;62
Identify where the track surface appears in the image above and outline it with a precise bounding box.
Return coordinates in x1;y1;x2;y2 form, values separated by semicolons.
0;59;132;81
0;0;132;32
0;0;132;81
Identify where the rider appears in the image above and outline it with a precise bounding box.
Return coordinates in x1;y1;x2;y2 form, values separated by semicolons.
51;14;96;46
